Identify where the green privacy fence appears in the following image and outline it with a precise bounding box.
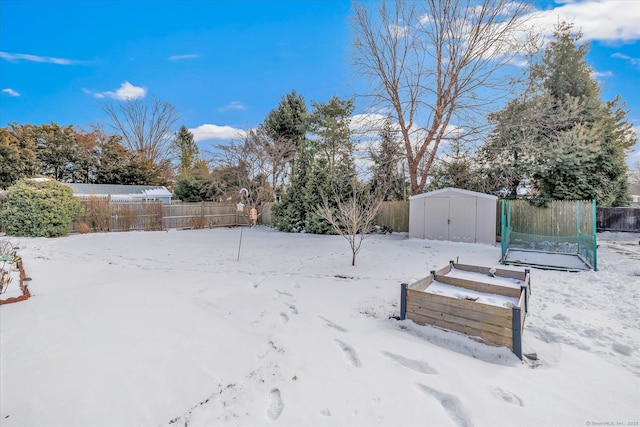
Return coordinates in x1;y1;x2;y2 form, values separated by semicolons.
501;200;597;271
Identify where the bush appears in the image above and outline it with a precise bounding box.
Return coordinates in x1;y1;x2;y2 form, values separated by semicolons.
77;222;91;234
0;178;81;237
81;196;111;232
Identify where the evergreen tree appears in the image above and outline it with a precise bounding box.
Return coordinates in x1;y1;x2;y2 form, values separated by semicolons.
272;140;312;232
0;126;36;189
171;125;199;175
71;128;100;183
272;95;358;234
94;135;131;184
10;122;78;182
307;96;355;173
425;136;482;193
369;118;406;200
264;90;308;179
480;22;635;206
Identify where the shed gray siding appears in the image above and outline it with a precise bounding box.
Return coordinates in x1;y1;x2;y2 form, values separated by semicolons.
409;188;497;245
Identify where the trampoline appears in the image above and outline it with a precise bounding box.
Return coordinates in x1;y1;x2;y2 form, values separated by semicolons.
501;200;597;272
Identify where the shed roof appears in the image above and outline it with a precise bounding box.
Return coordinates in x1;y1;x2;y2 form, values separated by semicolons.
409;187;498;201
64;183;172;198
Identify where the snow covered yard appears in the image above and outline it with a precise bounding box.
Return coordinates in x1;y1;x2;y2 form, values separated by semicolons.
1;227;638;427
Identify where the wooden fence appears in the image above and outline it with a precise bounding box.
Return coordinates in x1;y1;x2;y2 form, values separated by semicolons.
259;200;410;232
163;202;239;229
596;207;640;232
72;200;240;233
375;201;409;232
505;199;595;238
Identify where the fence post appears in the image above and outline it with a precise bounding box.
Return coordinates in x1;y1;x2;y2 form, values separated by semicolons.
500;200;506;264
512;306;523;360
592;200;598;271
521;285;528;313
400;283;408;320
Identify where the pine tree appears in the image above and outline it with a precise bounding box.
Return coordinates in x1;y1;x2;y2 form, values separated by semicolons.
171;125;199;176
481;22;635;206
426;136;481;193
264;90;308;178
0;126;36;189
369;118;406;200
272;95;358;234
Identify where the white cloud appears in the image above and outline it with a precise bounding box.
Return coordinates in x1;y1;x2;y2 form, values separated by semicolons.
217;101;247;112
168;54;200;61
189;124;247;142
528;0;640;43
388;24;409;38
612;52;640;69
0;51;83;65
591;70;613;79
2;88;20;97
350;113;392;137
83;81;146;101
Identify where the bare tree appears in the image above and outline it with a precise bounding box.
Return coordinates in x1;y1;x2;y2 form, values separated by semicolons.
102;97;180;163
352;0;538;195
315;187;383;266
247;126;297;200
208;133;275;206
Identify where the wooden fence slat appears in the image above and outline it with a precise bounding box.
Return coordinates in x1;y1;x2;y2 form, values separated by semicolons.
72;201;239;233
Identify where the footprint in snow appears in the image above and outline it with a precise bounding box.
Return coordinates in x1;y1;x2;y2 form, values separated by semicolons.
492;387;524;407
417;384;473;427
287;304;298;315
335;339;361;367
266;388;284;422
280;312;289;324
275;290;293;298
381;351;438;375
319;316;348;332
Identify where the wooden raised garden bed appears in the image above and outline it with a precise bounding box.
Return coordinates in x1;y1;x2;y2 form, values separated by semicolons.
400;261;530;359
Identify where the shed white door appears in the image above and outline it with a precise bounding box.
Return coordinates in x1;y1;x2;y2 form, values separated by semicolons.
424;198;449;240
423;197;477;242
449;197;476;242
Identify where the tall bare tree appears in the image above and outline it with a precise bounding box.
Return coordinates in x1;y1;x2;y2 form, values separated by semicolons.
352;0;538;195
102;97;180;163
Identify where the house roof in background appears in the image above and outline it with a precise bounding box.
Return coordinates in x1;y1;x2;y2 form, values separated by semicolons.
64;183;171;197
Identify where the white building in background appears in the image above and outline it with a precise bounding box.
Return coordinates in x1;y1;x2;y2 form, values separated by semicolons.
64;183;173;205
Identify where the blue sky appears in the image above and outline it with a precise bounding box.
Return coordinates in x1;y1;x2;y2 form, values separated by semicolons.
1;0;639;166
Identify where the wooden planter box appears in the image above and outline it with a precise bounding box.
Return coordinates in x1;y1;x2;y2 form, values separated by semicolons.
400;261;530;359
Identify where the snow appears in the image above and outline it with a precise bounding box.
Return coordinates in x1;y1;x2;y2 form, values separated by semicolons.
425;281;519;308
446;267;524;289
0;259;22;301
504;249;590;271
1;227;639;427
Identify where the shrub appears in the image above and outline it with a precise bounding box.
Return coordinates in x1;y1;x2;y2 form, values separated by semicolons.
0;178;81;237
190;215;205;229
81;196;111;232
77;222;91;234
115;205;138;231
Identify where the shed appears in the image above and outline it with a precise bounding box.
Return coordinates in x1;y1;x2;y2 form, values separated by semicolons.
409;188;497;245
64;183;173;205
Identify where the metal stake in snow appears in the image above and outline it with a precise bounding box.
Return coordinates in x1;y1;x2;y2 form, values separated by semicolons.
237;188;249;261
